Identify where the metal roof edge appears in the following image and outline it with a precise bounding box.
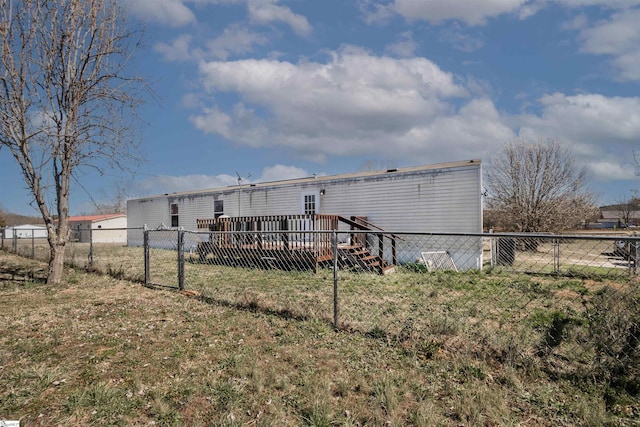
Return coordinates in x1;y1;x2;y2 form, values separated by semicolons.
129;159;482;202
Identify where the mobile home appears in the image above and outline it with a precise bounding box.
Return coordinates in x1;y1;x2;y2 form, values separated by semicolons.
127;160;483;270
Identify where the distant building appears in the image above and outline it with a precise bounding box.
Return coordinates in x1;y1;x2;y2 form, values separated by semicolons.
68;214;127;243
594;203;640;229
3;224;48;239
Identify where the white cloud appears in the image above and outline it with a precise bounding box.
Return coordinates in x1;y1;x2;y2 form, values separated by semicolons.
579;9;640;55
154;35;194;62
562;13;588;31
140;173;237;194
258;164;310;182
359;0;398;25
587;161;636;181
576;8;640;80
188;48;522;164
190;106;234;139
362;0;640;26
385;32;418;58
554;0;640;8
522;93;640;142
517;93;640;181
438;24;485;52
247;0;312;36
206;24;269;60
136;165;312;195
123;0;195;27
388;0;529;26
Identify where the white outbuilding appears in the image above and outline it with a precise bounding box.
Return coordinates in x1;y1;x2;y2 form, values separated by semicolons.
3;224;48;239
68;214;127;243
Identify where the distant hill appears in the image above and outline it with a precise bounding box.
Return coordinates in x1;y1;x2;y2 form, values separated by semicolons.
1;212;45;227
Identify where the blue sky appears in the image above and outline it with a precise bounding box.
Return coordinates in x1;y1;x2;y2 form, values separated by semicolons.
2;0;640;216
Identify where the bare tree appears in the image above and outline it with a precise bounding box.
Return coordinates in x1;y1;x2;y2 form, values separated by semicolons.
485;138;598;235
92;179;137;215
0;0;145;283
609;192;640;228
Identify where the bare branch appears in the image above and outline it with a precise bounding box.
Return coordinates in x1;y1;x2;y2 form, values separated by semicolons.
486;138;598;233
0;0;147;283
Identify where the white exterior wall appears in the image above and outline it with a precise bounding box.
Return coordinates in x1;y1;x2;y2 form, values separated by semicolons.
229;163;482;233
69;216;127;243
4;225;48;239
92;217;127;243
127;197;171;229
126;161;483;268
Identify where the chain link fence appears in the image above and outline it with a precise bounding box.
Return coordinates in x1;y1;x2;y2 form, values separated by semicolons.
2;225;638;416
183;227;636;411
0;226;145;282
3;226;639;293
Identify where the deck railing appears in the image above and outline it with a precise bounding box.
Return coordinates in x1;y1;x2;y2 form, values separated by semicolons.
197;214;340;261
196;214;398;267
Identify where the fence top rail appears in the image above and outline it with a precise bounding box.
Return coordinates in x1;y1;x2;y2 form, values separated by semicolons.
482;231;640;241
181;228;640;241
88;227;133;232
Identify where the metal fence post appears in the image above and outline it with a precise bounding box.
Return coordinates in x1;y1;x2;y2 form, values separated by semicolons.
88;227;94;268
143;225;150;286
489;229;496;269
632;238;638;275
178;227;185;291
553;238;560;274
31;229;35;259
333;230;339;330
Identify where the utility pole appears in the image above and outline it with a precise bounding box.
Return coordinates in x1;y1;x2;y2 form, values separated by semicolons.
235;172;251;217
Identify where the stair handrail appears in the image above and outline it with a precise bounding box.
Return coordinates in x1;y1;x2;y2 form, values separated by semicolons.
336;216;404;241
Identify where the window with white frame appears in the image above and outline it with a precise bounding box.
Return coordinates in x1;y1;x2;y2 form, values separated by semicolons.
170;203;179;227
214;200;224;218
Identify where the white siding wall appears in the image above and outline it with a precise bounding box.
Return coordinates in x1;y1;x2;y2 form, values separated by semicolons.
92;217;127;243
126;162;483;267
128;163;481;232
317;165;480;232
127;198;170;229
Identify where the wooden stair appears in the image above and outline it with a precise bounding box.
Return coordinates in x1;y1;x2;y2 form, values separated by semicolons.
337;245;395;275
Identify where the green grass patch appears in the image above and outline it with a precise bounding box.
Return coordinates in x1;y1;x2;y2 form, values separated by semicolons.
1;252;639;426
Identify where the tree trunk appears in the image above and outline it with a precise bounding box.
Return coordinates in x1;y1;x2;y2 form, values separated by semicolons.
46;217;69;284
48;242;66;284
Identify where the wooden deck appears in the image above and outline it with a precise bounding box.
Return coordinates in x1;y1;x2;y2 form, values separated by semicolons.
195;214;397;274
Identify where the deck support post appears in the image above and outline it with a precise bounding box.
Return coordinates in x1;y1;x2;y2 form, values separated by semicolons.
392;238;397;266
281;219;289;252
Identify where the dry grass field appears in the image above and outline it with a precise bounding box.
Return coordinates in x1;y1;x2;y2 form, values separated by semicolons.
1;250;639;426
